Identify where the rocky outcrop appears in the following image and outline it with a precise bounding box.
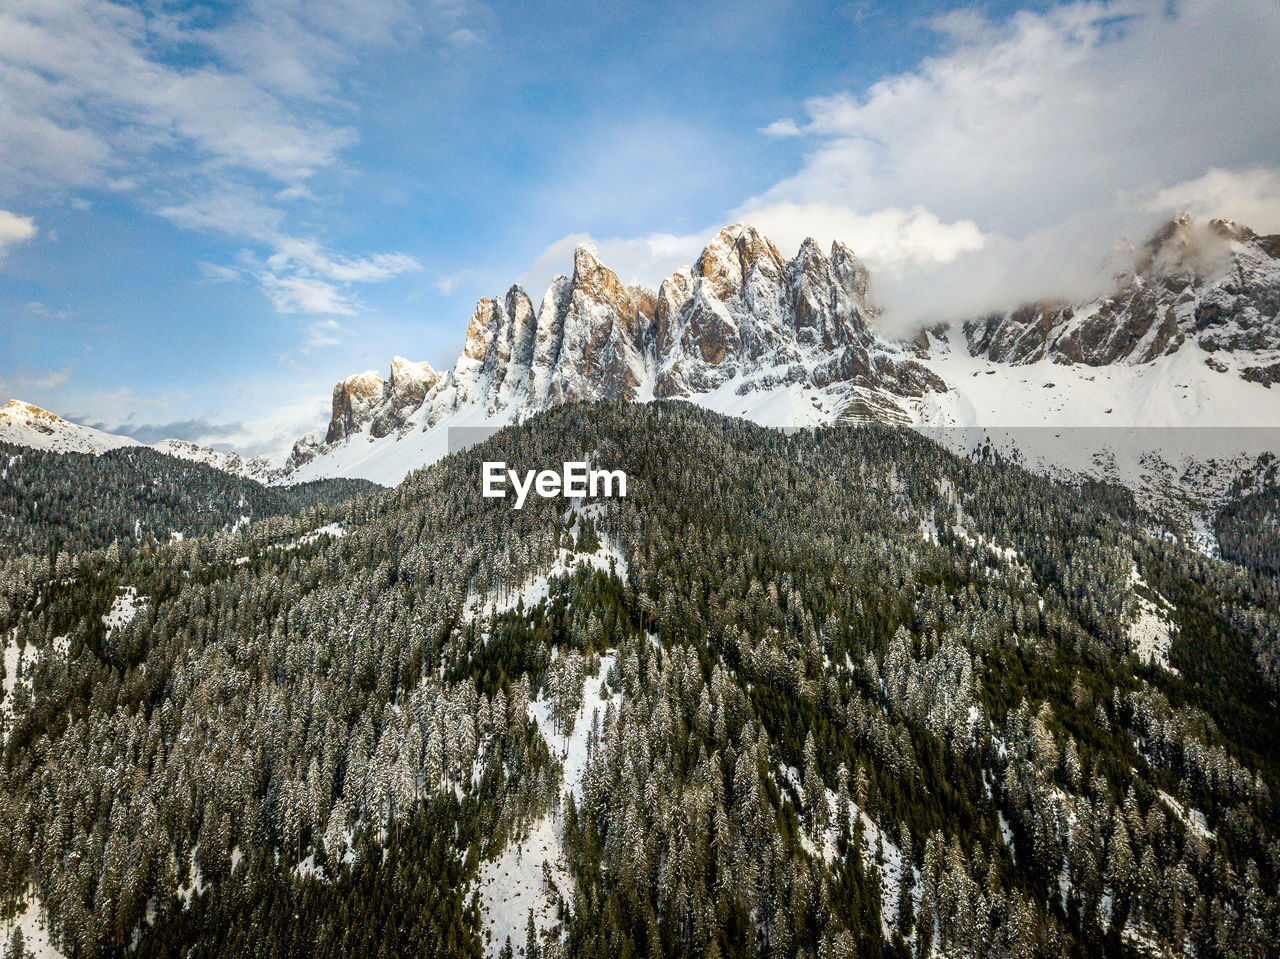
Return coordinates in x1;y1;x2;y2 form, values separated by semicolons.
535;244;657;406
308;215;1279;457
325;371;387;443
965;216;1280;369
652;225;930;399
370;358;441;438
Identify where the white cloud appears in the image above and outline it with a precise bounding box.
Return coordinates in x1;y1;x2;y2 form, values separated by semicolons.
761;118;801;138
735;203;985;274
0;0;449;317
511;1;1280;336
266;240;421;284
0;209;36;258
435;269;474;296
159;193;420;316
728;0;1280;328
762;0;1280;234
1143;168;1280;231
83;392;334;461
260;275;360;317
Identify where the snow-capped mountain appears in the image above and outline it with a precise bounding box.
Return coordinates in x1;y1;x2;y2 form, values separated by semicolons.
281;218;1280;500
0;399;141;455
0;400;275;483
281;223;948;483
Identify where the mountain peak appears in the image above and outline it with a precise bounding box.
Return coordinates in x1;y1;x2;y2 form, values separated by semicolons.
0;398;141;454
573;242;601;274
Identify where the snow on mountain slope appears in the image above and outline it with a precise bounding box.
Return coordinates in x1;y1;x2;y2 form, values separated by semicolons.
278;223;939;484
910;324;1280;540
0;399;141;454
913;324;1280;430
0;399;278;483
284;399;515;487
152;438;274;483
279;322;1279;494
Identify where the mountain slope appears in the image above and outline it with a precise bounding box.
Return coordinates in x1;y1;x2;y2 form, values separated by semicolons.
0;399;283;485
0;399;141;454
0;440;378;558
2;401;1277;959
152;439;275;483
281;224;947;485
963;216;1280;373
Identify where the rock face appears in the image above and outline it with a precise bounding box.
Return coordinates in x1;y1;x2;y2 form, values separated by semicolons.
371;358;441;438
965;217;1280;368
326;371;387;444
299;223;944;465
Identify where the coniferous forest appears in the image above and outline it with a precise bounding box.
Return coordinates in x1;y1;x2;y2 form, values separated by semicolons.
2;401;1278;958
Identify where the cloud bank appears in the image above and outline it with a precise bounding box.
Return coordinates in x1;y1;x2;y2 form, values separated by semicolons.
525;0;1280;334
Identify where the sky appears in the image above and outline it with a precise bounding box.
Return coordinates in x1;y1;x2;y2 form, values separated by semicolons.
2;0;1279;458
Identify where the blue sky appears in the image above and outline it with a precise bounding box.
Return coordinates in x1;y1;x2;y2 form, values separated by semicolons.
2;0;1279;456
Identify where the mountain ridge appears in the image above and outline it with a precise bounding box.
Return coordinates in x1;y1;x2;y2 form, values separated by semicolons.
277;217;1280;492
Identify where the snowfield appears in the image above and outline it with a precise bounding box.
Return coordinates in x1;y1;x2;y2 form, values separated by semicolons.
474;815;574;958
1;897;67;959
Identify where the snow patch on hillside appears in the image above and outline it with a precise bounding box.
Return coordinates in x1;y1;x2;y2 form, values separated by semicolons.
282;523;346;551
102;587;145;638
914;328;1280;430
2;630;40;743
476;653;617;958
465;509;627;621
1158;790;1214;841
474;815;573;958
824;794;915;936
1129;566;1177;672
1;897;67;958
529;653;619;800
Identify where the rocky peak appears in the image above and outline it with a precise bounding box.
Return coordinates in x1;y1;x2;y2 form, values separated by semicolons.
370;358;442;438
830;240;871;306
462;297;503;364
306;222;952;464
694;223;785;302
389;357;439;399
963;215;1280;370
326;370;386;443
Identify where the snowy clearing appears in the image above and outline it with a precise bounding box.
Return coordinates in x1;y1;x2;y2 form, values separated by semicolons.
474;815;574;958
1;897;67;959
474;652;618;956
1129;566;1177;673
102;587;145;637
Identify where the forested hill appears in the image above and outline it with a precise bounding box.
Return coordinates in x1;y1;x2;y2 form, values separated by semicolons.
1;401;1278;959
0;441;379;559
